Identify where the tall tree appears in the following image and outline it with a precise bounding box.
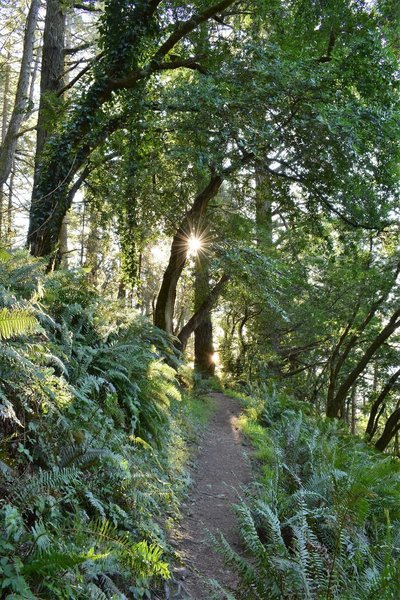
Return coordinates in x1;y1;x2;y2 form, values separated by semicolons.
154;173;224;333
0;0;40;186
0;50;11;236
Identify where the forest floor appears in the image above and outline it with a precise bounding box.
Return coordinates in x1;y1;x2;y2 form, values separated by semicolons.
165;392;252;599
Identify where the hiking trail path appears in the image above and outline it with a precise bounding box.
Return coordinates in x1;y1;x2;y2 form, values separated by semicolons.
164;392;252;599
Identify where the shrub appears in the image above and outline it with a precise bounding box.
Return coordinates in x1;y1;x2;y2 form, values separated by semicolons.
215;388;400;599
0;252;185;598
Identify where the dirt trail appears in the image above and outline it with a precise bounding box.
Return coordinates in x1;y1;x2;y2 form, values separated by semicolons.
166;392;251;599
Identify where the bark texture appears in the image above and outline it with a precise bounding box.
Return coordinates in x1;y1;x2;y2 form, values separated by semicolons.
34;0;66;161
0;0;40;186
31;0;66;264
178;274;230;351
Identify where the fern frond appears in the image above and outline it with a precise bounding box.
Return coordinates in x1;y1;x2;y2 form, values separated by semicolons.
234;503;268;560
22;550;88;576
12;467;80;502
86;584;109;600
253;501;287;554
212;531;256;583
85;491;106;518
0;307;38;339
95;574;128;599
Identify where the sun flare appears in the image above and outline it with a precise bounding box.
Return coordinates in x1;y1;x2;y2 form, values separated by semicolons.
187;235;202;256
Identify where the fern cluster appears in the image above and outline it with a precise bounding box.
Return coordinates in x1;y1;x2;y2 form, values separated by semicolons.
215;387;400;599
0;251;187;598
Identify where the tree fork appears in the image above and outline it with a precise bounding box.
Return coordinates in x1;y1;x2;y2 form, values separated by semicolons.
154;174;223;333
375;405;400;452
177;274;230;351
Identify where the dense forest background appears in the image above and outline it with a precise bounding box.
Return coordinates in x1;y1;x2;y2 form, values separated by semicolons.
0;0;400;598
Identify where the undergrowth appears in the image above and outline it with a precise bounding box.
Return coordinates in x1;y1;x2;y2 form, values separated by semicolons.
0;251;196;599
214;385;400;599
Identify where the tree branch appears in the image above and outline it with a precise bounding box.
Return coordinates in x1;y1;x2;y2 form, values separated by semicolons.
104;1;235;92
74;3;101;12
57;52;105;96
177;274;231;350
64;42;93;55
329;306;400;417
365;368;400;440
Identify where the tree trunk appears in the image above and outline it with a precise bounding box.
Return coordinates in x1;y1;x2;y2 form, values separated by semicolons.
375;405;400;452
118;280;126;302
28;46;41;114
195;318;215;376
327;307;400;418
177;274;230;351
34;0;66;162
0;54;10;238
0;0;40;186
351;385;356;434
1;54;10;140
30;0;66;262
80;199;86;266
59;215;69;269
325;261;400;417
365;368;400;441
154;174;223;333
85;203;102;285
6;165;15;244
194;255;215;377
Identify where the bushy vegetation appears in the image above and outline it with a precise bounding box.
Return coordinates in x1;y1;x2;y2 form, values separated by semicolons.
215;386;400;599
0;251;194;599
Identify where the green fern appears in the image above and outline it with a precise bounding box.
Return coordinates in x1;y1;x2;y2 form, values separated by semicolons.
86;583;110;600
219;390;400;599
22;550;89;577
0;307;38;339
0;252;185;599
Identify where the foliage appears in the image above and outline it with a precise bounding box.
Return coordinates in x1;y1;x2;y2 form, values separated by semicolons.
0;251;191;599
214;386;400;599
0;308;38;340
